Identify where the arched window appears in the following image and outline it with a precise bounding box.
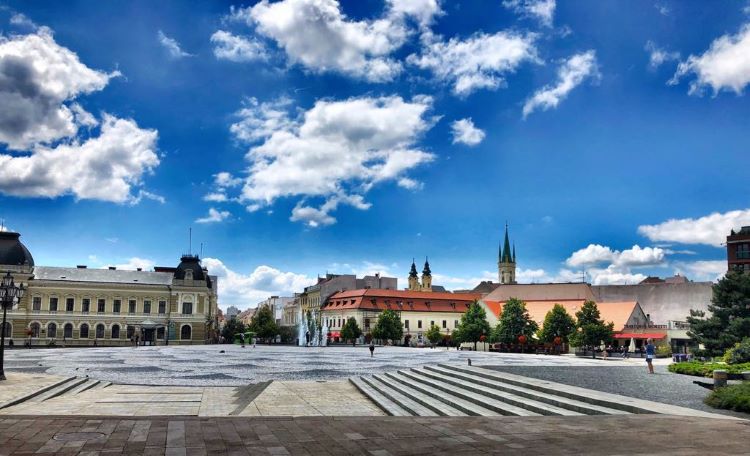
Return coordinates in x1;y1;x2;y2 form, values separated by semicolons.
80;323;89;339
63;323;73;339
96;324;105;339
47;322;57;339
111;324;120;339
2;321;11;338
29;322;40;337
180;324;191;340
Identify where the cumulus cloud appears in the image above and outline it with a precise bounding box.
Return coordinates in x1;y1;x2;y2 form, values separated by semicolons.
670;23;750;95
673;260;727;282
210;30;266;62
523;50;598;118
203;192;228;203
219;94;435;226
214;171;243;188
195;208;231;224
108;257;156;271
645;40;680;69
503;0;556;27
202;257;315;307
638;209;750;247
450;118;485;146
9;13;38;30
566;244;665;268
157;30;192;59
408;31;539;95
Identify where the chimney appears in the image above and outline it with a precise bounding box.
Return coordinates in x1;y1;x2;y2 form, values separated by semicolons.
76;265;87;269
109;266;116;270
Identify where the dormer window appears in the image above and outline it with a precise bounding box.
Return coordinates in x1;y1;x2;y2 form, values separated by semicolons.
185;269;193;280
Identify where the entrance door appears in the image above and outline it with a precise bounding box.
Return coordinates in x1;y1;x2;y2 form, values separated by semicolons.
143;328;155;346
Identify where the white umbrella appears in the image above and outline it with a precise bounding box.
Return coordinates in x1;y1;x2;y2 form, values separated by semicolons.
628;337;636;353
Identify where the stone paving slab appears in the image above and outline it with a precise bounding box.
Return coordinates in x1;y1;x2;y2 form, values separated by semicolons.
0;373;68;405
0;415;748;455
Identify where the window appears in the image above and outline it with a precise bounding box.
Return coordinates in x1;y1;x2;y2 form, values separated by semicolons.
417;320;422;329
454;320;458;328
143;300;151;314
158;300;166;314
185;269;193;280
157;327;165;339
442;320;447;329
29;322;40;337
96;324;105;339
737;243;750;259
64;323;73;339
128;300;136;314
82;298;90;313
430;321;435;327
80;324;89;339
364;318;370;329
180;325;192;340
127;325;135;339
182;301;193;315
66;298;74;312
98;299;106;313
111;324;120;339
404;320;410;329
113;299;120;313
32;297;41;311
47;322;57;338
49;297;58;312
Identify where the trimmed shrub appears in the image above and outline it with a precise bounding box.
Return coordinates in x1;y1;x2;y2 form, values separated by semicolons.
705;382;750;413
668;361;750;377
723;338;750;365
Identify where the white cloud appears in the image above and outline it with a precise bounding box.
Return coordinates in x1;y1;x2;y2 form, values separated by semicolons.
654;2;670;16
523;50;598;118
131;190;166;205
0;28;117;150
407;31;539;95
108;257;155;271
670;23;750;95
450;118;485;146
638;209;750;247
674;260;727;282
9;13;38;30
203;192;228;202
202;258;315;307
566;244;616;267
195;208;231;224
645;40;679;69
566;244;665;268
588;267;648;285
230;97;294;143
157;30;192;59
503;0;556;27
386;0;443;28
210;30;266;62
214;172;243;188
70;103;98;127
221;94;435;226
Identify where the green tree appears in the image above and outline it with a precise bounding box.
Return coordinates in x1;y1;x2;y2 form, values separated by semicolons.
371;309;403;344
687;271;750;357
492;298;538;344
538;304;576;344
221;318;246;343
453;300;491;350
570;300;614;358
278;326;295;344
340;317;362;345
250;305;279;343
425;324;442;346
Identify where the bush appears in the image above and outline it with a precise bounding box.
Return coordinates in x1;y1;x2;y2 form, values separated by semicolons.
668;361;750;377
656;345;672;358
723;338;750;365
705;382;750;413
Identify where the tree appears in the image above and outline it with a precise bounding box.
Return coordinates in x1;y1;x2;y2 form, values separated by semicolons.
453;300;491;350
371;309;403;344
687;271;750;357
221;318;246;344
570;300;614;358
491;298;538;344
538;304;576;344
278;326;295;344
249;305;279;343
425;324;442;347
340;317;362;345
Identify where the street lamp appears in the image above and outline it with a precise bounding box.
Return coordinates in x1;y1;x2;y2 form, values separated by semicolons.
1;271;25;381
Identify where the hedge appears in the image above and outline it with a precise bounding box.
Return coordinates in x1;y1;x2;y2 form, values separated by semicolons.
668;361;750;377
705;382;750;414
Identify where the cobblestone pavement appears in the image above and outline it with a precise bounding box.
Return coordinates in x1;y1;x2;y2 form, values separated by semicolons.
4;345;609;386
0;415;748;455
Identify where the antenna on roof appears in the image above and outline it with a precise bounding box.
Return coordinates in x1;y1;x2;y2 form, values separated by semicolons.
189;227;192;255
200;242;203;259
581;269;585;283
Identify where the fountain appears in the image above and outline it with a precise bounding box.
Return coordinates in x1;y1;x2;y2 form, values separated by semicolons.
321;319;328;347
297;308;306;347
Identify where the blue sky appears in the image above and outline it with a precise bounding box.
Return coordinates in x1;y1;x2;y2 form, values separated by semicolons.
1;0;749;308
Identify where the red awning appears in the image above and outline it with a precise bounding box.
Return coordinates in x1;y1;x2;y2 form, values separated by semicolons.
614;333;666;339
328;332;340;338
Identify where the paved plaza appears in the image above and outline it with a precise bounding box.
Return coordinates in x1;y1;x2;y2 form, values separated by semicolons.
3;345;611;386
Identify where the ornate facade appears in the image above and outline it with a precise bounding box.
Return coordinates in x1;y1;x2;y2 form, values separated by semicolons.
0;232;219;347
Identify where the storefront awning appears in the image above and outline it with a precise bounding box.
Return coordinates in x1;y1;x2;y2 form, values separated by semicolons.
328;332;340;338
614;333;666;339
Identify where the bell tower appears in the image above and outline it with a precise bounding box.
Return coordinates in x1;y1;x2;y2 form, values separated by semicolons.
408;259;420;291
498;224;517;285
421;258;432;291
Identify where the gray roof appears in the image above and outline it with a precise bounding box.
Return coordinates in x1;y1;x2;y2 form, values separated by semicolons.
33;266;174;286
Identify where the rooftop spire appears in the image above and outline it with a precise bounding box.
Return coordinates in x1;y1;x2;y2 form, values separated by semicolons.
409;258;418;278
502;223;512;263
422;257;431;276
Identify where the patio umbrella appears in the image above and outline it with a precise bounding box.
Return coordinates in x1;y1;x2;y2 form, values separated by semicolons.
629;337;636;353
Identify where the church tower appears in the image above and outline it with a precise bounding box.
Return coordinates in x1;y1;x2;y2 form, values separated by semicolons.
498;224;517;285
408;259;420;291
421;258;432;291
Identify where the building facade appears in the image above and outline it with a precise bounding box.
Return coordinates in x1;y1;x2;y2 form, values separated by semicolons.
254;295;294;324
727;226;750;273
297;273;398;321
0;232;219;347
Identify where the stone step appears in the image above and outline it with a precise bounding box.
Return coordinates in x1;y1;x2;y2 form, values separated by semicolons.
68;379;101;396
30;377;89;402
0;377;76;410
423;365;624;416
391;370;539;416
349;377;412;416
372;373;467;417
362;376;438;416
96;381;112;389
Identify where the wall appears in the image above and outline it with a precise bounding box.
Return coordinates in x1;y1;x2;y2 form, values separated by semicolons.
592;282;713;324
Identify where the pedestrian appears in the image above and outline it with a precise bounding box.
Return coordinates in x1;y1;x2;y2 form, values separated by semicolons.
130;335;135;347
8;338;14;349
135;334;140;347
623;344;629;359
240;333;245;348
369;341;375;357
645;338;655;374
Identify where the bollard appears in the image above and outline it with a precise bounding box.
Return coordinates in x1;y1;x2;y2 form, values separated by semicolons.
742;371;750;381
713;369;728;388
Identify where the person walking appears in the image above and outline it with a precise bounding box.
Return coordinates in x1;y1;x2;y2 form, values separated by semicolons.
369;342;375;357
240;333;245;348
645;338;655;374
623;344;630;359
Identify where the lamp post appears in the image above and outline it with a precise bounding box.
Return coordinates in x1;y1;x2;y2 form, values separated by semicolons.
1;271;25;381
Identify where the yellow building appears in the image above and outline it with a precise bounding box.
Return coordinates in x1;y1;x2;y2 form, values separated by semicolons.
0;232;219;347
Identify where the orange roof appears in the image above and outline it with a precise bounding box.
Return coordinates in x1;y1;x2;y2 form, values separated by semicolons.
322;289;481;313
483;299;639;332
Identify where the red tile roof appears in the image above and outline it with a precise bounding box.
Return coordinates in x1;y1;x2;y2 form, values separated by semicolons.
322;289;481;313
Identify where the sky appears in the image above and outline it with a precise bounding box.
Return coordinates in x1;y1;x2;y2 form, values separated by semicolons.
1;0;749;310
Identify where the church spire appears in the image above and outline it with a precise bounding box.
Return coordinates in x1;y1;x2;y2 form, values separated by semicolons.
422;257;431;276
409;259;418;278
502;223;512;263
